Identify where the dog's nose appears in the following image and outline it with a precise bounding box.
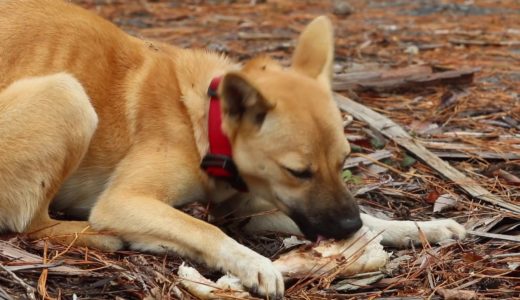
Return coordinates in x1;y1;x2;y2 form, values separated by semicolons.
337;216;363;237
288;199;363;240
311;214;362;240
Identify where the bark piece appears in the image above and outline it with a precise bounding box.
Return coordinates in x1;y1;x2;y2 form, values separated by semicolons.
333;66;479;92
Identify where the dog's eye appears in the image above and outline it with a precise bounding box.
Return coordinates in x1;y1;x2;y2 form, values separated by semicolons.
285;167;313;180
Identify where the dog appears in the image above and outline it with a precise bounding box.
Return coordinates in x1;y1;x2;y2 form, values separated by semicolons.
0;1;466;298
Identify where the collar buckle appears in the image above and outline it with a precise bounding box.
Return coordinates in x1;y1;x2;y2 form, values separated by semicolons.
207;77;221;97
200;154;248;192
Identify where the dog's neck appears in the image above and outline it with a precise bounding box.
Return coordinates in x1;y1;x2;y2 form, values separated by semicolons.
172;48;239;159
172;48;243;201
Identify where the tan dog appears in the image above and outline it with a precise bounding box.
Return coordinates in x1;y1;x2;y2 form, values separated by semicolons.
0;1;465;298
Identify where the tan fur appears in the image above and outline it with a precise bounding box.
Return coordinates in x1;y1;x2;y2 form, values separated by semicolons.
0;1;465;298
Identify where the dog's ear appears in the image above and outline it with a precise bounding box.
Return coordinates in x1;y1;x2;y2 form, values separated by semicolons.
291;16;334;89
219;72;274;133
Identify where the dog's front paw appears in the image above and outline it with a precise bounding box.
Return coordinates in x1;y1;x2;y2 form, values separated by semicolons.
418;219;466;244
361;214;466;248
236;253;284;299
219;240;284;299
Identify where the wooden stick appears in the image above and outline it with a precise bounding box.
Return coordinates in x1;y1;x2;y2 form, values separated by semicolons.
430;150;520;160
334;93;520;214
467;230;520;243
344;150;393;169
0;241;86;275
420;141;520;160
0;286;14;300
2;262;64;272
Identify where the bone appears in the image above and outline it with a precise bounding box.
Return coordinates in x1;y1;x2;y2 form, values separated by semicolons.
178;227;390;299
177;264;250;299
274;226;389;277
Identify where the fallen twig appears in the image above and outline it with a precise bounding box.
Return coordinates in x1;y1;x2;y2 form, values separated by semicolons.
2;262;64;272
420;141;520;160
449;39;520;46
430;151;520;160
0;241;86;275
466;230;520;243
0;286;14;300
344;150;393;169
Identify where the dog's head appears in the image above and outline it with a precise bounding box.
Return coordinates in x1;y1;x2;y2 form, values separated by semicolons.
219;16;361;240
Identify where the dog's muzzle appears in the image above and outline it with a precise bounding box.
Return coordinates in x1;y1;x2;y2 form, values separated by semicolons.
289;205;362;241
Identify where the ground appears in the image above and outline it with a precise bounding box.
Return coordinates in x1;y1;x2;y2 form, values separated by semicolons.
1;0;519;299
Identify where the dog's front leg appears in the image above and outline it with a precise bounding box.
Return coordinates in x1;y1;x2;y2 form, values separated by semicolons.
91;194;283;298
361;213;466;247
89;151;283;298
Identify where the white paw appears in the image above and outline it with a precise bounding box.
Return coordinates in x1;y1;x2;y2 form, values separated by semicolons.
361;213;466;248
219;241;284;299
418;219;466;244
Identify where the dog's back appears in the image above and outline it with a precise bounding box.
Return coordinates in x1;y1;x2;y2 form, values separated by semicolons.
1;0;182;212
0;0;140;146
1;1;132;88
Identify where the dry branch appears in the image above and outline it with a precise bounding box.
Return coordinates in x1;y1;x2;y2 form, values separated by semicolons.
334;93;520;214
430;150;520;160
0;286;14;300
0;241;86;276
344;149;393;169
466;230;520;243
333;66;479;92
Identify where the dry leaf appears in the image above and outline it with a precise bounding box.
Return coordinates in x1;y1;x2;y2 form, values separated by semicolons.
331;273;385;291
425;190;440;204
462;252;484;263
433;194;458;212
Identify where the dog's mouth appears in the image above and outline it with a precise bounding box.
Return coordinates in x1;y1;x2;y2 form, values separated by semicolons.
272;193;363;241
315;235;327;243
288;209;363;242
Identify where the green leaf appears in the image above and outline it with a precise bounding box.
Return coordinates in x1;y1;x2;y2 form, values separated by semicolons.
400;155;417;168
342;169;352;181
370;137;385;149
350;144;363;153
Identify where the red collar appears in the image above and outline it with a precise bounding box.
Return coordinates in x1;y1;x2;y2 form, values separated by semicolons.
200;77;248;192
